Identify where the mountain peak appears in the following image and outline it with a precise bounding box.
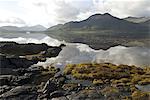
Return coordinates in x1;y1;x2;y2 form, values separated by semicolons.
103;13;111;16
90;13;112;16
87;13;114;20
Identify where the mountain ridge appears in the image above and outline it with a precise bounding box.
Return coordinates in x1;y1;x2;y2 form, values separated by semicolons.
0;25;47;32
46;13;150;50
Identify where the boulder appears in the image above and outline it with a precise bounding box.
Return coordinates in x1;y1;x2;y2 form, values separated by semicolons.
0;85;37;100
0;42;48;56
46;44;66;57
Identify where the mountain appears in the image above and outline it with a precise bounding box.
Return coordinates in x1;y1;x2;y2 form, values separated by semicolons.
0;25;47;32
46;13;150;50
21;25;47;32
0;26;22;32
47;13;148;35
124;16;150;23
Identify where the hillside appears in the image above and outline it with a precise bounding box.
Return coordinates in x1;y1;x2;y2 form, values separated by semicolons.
0;25;47;33
124;16;150;23
46;13;150;50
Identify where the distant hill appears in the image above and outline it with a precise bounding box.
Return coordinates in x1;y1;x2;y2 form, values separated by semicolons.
0;25;47;32
0;26;22;32
124;16;150;23
20;25;47;32
46;13;150;49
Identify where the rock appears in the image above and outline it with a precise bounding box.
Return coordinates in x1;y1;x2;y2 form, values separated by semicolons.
50;90;65;98
27;65;44;72
13;68;28;75
51;96;68;100
42;80;58;94
0;42;65;58
0;68;15;75
0;75;15;86
13;75;31;85
131;90;150;100
0;42;48;56
0;85;37;100
62;83;79;92
0;85;11;95
46;44;66;57
68;89;104;100
0;55;38;69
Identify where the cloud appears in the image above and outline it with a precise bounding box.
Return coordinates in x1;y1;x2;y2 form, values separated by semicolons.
95;0;150;18
0;0;150;27
0;8;26;26
0;17;25;24
27;0;93;23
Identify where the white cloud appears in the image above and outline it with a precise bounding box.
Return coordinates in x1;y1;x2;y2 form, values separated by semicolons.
0;0;149;27
95;0;150;18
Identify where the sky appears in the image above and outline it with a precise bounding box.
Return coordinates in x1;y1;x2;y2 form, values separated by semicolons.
0;0;150;27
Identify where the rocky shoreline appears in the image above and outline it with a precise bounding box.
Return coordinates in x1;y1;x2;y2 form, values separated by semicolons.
0;42;150;100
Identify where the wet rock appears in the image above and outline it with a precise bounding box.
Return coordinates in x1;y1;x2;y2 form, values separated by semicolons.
0;85;37;100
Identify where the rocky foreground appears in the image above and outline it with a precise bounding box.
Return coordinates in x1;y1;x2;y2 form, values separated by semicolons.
0;42;150;100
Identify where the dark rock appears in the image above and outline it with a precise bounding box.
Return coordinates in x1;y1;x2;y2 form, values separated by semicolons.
0;85;11;95
12;68;28;75
0;75;15;86
42;80;58;94
46;44;66;57
51;96;68;100
0;68;15;75
0;85;37;100
50;90;65;98
0;42;65;58
0;42;48;56
0;55;38;69
13;75;31;85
